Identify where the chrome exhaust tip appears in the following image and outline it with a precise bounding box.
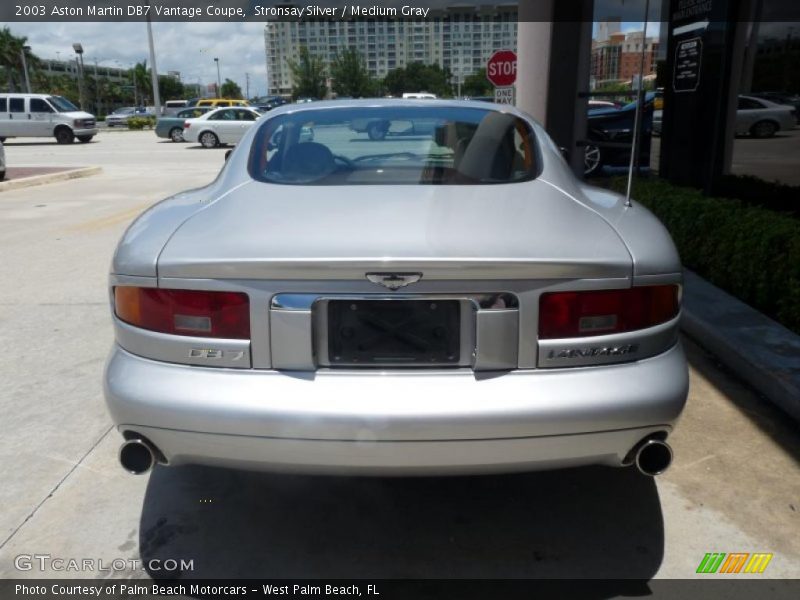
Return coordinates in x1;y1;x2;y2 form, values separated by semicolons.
119;439;156;475
634;439;673;477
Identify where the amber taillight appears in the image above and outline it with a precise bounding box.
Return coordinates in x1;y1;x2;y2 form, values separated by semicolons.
538;285;679;339
114;287;250;339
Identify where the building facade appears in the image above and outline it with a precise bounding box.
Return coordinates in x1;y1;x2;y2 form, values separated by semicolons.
591;28;659;88
264;6;518;97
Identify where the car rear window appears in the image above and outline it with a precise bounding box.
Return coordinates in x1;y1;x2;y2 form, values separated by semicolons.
249;106;539;185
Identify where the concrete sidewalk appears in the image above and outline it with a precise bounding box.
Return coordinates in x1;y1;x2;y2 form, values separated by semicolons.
681;269;800;422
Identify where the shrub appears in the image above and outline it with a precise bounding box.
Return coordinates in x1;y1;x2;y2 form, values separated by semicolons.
127;116;156;130
612;177;800;334
713;174;800;218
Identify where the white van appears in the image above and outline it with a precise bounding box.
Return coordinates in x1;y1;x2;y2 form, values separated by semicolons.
0;93;98;144
163;100;188;116
402;92;437;99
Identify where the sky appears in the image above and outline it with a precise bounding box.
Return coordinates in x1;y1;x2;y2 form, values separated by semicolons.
8;19;665;99
8;21;272;97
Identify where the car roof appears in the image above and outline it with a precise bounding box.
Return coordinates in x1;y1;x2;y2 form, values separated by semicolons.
0;93;53;97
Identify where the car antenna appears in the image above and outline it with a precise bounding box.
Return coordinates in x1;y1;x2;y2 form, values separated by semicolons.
624;0;651;208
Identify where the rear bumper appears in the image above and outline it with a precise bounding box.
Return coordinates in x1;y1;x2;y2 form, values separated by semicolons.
104;343;688;474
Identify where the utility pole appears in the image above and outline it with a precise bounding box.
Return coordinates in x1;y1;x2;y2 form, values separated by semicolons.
146;1;162;115
20;46;31;93
214;58;221;97
73;43;85;110
93;58;101;114
246;72;250;100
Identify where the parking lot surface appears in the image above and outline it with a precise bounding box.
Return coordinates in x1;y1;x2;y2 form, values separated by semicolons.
0;132;798;584
651;127;800;185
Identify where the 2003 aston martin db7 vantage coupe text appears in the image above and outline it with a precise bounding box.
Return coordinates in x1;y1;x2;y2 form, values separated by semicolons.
105;100;688;477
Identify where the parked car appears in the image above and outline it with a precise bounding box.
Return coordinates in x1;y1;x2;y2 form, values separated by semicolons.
588;99;621;110
182;106;261;148
0;139;5;181
106;99;688;478
105;106;152;127
402;92;437;99
195;98;249;109
0;93;97;144
162;100;188;116
735;95;795;137
155;107;212;142
253;96;288;112
748;91;800;121
584;92;654;176
653;94;796;138
351;109;443;140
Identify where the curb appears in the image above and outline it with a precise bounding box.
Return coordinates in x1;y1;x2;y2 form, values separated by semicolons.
0;166;102;192
681;269;800;422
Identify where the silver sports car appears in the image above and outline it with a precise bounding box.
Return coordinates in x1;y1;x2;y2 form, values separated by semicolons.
105;99;688;477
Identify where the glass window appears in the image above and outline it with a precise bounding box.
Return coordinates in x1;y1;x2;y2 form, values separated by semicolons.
0;98;6;112
738;97;764;110
209;109;234;121
249;106;539;186
30;98;53;112
48;96;78;112
9;98;24;112
237;109;258;121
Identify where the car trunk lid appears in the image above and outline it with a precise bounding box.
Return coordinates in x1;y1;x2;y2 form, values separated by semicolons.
156;180;632;280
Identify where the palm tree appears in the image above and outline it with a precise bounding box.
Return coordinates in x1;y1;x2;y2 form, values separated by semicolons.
0;27;39;92
130;60;152;105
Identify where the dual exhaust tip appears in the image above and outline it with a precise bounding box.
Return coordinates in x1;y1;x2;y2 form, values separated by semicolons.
118;435;673;477
119;438;158;475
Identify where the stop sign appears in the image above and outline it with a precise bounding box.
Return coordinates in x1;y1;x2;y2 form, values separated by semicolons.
486;50;517;87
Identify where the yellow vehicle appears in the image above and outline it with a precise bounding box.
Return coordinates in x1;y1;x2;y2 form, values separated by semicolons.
195;98;250;108
654;89;664;110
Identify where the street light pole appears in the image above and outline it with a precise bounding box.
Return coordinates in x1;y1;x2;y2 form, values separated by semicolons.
214;57;221;97
145;1;162;116
73;43;85;110
20;45;31;93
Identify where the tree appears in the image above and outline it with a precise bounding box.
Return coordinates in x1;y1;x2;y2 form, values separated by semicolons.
287;46;327;99
219;78;242;99
383;62;452;98
130;61;151;104
461;68;492;97
330;48;375;98
0;27;39;92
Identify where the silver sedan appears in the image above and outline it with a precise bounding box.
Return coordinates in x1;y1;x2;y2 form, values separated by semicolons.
654;94;796;137
105;99;688;477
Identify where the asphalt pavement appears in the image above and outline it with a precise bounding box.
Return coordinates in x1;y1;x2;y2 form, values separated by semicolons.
0;131;798;584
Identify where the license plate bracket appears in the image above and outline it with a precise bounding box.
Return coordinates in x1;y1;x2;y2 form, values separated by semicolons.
328;300;461;366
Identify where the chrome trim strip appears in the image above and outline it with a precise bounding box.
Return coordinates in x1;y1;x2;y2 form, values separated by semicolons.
271;292;519;310
109;274;157;288
633;272;683;286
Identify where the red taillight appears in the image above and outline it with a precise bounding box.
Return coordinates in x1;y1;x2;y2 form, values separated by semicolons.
114;287;250;339
183;121;190;128
539;285;679;339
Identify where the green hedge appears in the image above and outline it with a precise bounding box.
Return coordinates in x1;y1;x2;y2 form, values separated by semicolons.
612;177;800;334
127;116;156;130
